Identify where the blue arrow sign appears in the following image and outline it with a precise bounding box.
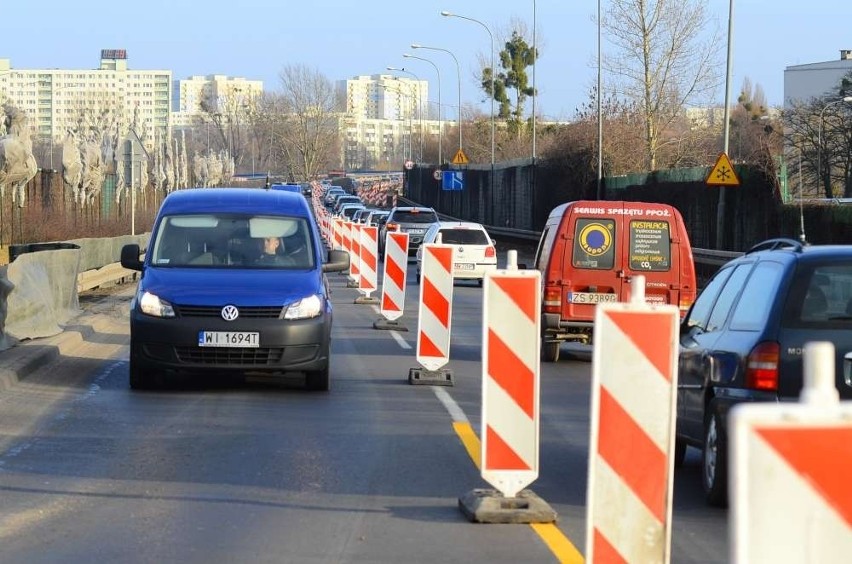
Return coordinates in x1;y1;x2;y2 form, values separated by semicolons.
442;171;464;191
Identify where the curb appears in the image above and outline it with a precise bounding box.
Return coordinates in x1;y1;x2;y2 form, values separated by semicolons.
0;318;100;393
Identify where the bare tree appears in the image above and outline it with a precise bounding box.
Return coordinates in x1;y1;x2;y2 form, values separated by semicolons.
277;64;340;180
602;0;722;170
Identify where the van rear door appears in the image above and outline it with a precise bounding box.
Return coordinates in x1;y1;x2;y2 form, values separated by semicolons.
560;203;625;323
621;205;681;307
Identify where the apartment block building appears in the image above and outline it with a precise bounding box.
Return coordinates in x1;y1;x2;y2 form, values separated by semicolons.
172;74;264;128
0;50;170;148
337;74;449;169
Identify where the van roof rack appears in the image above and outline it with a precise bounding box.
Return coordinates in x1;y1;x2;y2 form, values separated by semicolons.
745;238;805;254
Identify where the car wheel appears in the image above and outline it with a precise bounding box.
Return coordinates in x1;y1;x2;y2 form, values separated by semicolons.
129;349;158;390
306;365;330;391
674;437;687;468
702;405;729;507
542;340;560;362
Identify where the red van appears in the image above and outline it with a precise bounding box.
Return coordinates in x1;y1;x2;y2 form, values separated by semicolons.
533;200;697;361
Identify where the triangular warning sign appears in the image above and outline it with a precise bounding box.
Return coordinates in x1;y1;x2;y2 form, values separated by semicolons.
451;149;469;165
706;152;740;186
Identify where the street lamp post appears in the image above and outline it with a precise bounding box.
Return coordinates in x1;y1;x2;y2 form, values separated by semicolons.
817;96;852;196
387;66;424;162
440;10;494;170
412;43;462;156
532;0;536;163
403;53;442;165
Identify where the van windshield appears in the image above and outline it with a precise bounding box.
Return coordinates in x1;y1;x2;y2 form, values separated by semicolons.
151;213;315;269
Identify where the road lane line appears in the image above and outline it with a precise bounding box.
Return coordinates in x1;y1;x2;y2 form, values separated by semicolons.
433;389;585;564
390;331;411;350
432;387;469;423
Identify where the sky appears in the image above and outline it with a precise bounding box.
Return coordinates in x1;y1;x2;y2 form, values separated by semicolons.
3;1;852;120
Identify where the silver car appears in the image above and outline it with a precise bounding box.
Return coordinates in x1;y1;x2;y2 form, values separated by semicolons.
378;206;440;258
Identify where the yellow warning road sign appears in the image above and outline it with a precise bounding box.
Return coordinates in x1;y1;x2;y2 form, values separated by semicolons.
706;152;740;186
451;149;469;165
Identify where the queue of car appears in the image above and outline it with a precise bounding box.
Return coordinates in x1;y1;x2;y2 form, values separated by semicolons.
122;178;852;511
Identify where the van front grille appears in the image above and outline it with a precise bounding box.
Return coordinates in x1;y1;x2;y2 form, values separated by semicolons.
175;346;284;365
176;305;284;319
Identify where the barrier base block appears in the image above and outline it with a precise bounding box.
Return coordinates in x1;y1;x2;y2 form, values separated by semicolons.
354;296;379;305
458;489;557;524
346;280;359;288
408;367;453;386
373;318;408;331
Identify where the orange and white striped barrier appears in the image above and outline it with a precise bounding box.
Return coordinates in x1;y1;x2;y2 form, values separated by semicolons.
348;222;361;287
375;232;409;330
730;342;852;563
586;275;679;563
355;225;379;303
459;251;557;524
409;241;454;385
332;218;343;251
481;260;541;497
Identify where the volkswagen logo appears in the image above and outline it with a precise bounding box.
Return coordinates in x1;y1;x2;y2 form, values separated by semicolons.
221;305;239;321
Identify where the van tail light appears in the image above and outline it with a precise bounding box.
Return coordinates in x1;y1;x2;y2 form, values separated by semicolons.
387;222;399;232
543;286;561;314
485;246;496;258
745;341;780;391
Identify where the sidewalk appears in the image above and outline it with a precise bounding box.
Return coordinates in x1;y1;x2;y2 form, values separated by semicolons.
0;284;133;393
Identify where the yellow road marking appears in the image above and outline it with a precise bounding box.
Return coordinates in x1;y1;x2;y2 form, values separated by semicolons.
451;421;585;563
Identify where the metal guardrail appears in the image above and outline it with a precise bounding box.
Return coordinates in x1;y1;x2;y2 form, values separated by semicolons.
397;195;744;267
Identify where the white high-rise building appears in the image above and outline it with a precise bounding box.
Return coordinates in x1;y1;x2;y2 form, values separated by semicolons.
337;74;429;121
337;74;452;169
172;74;263;128
0;50;171;148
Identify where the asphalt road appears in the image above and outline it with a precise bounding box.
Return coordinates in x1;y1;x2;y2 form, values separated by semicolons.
0;255;728;563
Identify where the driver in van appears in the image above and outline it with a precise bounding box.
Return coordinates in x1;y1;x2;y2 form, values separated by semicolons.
255;236;290;266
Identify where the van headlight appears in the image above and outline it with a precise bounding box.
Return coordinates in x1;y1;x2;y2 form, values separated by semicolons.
284;294;323;319
139;291;176;318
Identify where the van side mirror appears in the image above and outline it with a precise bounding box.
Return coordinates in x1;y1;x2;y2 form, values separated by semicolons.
323;249;350;273
121;244;144;271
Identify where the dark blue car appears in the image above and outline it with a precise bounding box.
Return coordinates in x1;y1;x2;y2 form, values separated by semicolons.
676;238;852;505
120;187;348;391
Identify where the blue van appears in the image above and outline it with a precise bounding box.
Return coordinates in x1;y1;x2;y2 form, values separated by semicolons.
120;187;349;391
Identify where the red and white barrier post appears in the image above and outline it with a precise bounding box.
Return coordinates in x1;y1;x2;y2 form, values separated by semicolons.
409;239;454;385
355;225;379;304
332;218;343;251
730;341;852;563
459;250;557;523
374;232;409;331
585;275;679;563
347;222;361;287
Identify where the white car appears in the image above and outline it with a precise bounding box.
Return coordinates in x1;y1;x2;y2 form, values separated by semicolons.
415;221;497;285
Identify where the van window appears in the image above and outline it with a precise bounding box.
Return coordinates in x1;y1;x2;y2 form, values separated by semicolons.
572;218;615;269
152;213;314;269
534;226;554;271
629;220;671;271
